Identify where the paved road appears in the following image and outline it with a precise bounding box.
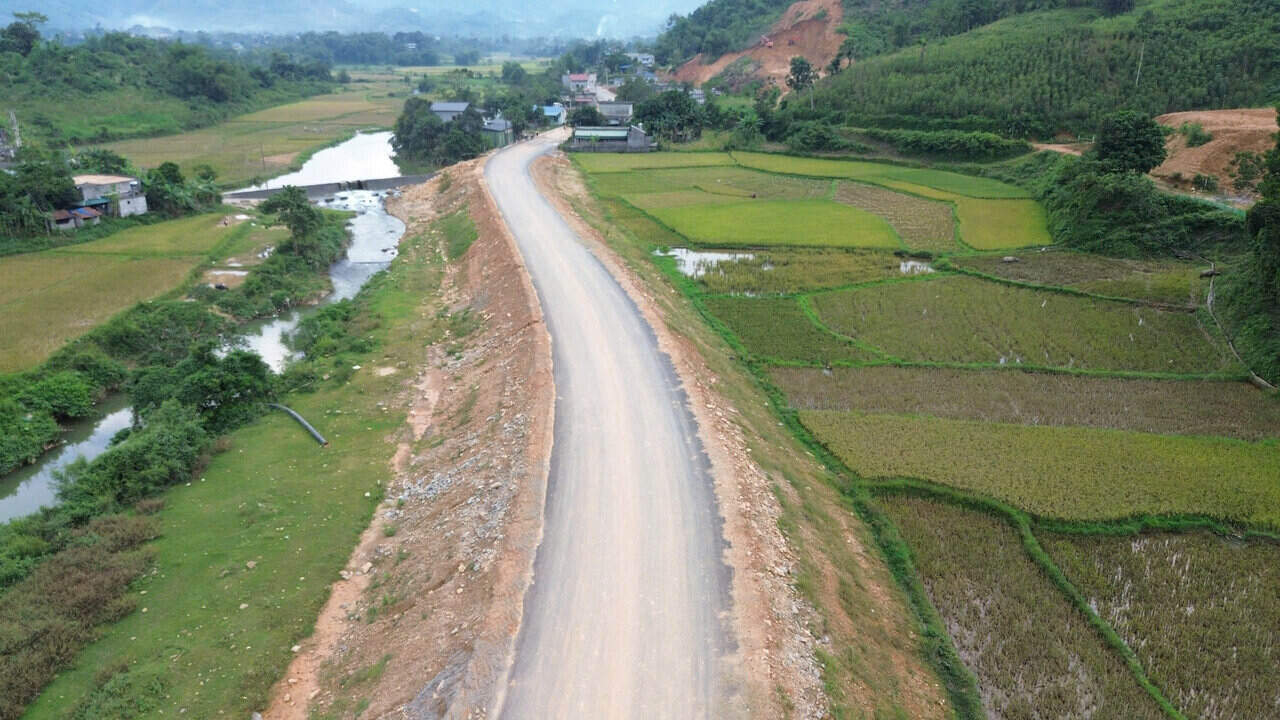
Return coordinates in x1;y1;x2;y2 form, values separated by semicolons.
486;135;734;719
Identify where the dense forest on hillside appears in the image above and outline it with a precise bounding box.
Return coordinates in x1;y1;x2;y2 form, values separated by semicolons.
653;0;1133;65
0;15;331;144
809;0;1280;136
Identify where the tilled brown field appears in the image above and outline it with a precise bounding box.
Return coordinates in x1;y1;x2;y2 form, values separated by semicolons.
834;181;958;252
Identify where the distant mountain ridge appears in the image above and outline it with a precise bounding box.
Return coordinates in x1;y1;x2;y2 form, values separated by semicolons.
11;0;704;38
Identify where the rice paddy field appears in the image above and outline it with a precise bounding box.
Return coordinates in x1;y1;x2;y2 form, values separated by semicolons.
880;497;1168;720
1043;532;1280;720
0;213;246;372
575;148;1280;719
803;410;1280;526
773;366;1280;440
812;275;1237;373
954;251;1208;306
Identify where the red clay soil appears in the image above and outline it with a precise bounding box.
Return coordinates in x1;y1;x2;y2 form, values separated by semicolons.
1152;108;1278;195
673;0;843;89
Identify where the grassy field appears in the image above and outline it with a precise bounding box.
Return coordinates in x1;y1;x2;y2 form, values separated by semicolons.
834;182;958;253
804;410;1280;527
1045;532;1280;720
105;84;406;188
812;275;1237;374
703;296;878;364
954;251;1207;305
0;213;245;372
694;249;906;294
651;200;900;249
773;366;1280;440
24;206;449;718
880;496;1166;720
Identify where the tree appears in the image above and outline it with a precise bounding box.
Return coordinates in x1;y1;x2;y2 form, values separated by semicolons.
261;186;322;240
786;56;816;110
1245;106;1280;300
16;148;77;211
615;77;656;103
634;90;703;142
570;106;605;126
75;149;132;175
501;61;528;85
0;11;45;56
1094;110;1167;174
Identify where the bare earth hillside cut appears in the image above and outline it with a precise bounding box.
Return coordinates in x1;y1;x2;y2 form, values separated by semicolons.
1152;107;1279;197
673;0;843;88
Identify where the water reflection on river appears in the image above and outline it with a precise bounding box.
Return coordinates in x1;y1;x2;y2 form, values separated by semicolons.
0;395;132;523
248;131;401;189
234;190;405;372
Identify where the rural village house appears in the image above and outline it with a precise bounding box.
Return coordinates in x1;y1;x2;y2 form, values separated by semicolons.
73;174;148;217
570;125;655;153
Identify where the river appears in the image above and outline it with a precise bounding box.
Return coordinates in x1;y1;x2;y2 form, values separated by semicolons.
0;133;406;523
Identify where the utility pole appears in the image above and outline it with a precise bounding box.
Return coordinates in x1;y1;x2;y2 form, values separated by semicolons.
1134;39;1146;88
9;110;20;149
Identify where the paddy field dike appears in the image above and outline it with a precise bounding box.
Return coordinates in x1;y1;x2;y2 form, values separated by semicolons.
574;149;1280;720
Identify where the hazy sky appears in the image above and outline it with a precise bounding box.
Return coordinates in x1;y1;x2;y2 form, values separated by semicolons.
1;0;705;38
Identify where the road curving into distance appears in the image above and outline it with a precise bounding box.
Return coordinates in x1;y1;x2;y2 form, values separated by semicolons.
486;132;736;719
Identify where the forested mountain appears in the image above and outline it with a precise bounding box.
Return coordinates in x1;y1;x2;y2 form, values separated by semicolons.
809;0;1280;136
0;16;331;144
655;0;1132;65
18;0;704;39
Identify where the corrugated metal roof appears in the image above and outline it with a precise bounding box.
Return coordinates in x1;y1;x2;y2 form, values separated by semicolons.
73;174;135;185
574;127;629;139
429;102;470;112
483;119;512;132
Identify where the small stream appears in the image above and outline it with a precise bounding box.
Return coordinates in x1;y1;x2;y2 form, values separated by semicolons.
0;134;406;523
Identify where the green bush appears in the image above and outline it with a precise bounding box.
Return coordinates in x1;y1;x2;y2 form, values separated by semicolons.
1192;173;1220;193
1178;122;1214;148
19;372;95;420
785;121;857;152
859;127;1030;161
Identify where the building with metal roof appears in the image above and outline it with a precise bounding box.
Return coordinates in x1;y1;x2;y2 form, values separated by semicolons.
569;125;655;153
429;101;471;123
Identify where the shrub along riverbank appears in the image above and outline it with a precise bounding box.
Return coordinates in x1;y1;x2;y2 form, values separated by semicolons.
0;190;361;718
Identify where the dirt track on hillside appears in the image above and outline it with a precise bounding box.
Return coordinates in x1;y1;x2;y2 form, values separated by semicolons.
673;0;843;89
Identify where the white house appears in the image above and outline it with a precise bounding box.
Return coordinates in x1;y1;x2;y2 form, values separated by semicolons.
561;72;597;93
625;53;655;68
72;174;147;217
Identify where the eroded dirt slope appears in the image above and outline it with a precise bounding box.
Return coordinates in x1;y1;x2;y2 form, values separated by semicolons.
673;0;843;89
262;158;553;719
1153;107;1278;197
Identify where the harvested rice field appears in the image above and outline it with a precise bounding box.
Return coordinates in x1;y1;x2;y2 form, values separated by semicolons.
955;251;1207;306
811;275;1237;374
834;182;959;253
803;410;1280;527
879;496;1166;720
1044;532;1280;720
771;366;1280;439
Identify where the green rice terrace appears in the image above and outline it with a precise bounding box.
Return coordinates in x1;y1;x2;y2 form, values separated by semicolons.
577;150;1280;720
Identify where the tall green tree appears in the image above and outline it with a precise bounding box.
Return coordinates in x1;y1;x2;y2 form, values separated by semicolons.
1245;107;1280;300
0;11;45;56
786;56;816;110
1094;110;1167;174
